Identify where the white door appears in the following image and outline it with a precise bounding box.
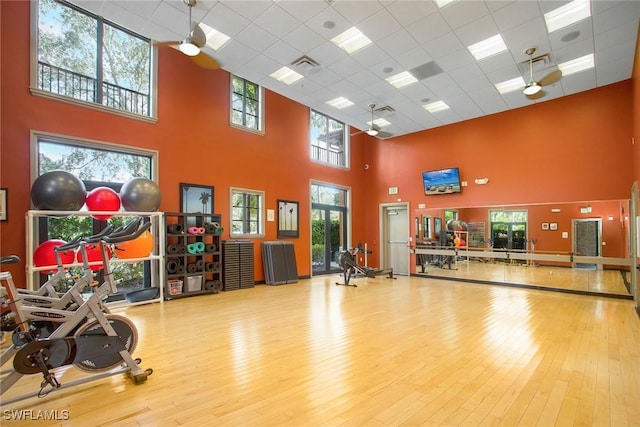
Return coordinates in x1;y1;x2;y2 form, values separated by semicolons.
381;204;409;275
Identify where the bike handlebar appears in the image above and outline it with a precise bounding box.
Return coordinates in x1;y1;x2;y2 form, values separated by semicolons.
0;255;21;265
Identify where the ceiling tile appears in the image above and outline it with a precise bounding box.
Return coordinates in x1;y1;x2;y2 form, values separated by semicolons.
254;5;300;39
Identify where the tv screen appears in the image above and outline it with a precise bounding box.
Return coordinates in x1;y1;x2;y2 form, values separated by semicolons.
422;167;461;195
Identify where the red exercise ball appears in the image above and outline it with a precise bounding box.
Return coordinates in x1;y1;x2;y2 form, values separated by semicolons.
77;243;111;271
33;239;75;273
115;230;154;260
85;187;121;220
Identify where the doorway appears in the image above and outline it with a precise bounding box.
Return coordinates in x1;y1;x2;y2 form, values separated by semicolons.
490;222;527;250
380;204;409;275
311;183;349;276
573;219;601;269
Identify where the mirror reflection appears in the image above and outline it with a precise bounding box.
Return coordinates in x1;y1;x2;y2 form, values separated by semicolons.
413;200;632;297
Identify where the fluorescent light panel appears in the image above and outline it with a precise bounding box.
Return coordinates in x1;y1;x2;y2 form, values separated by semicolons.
199;23;231;51
495;77;525;94
385;71;418;88
558;53;594;76
467;34;508;61
423;101;449;113
326;97;354;109
368;118;391;127
269;66;303;85
331;27;372;54
544;0;591;33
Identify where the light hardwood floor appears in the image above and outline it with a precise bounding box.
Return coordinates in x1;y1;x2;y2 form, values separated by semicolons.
1;275;639;426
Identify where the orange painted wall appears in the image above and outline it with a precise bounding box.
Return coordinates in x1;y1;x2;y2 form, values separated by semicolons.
363;82;635;267
633;25;640;185
0;1;367;285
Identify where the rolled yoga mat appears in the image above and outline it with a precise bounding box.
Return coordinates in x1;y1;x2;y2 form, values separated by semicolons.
166;259;179;274
195;259;205;270
206;262;221;273
167;244;180;255
178;244;187;254
167;224;183;234
187;263;198;273
205;244;216;253
204;280;223;292
187;242;205;254
177;265;186;274
205;222;224;234
187;226;206;235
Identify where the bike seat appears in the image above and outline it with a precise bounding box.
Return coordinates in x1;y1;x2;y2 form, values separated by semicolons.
0;255;21;265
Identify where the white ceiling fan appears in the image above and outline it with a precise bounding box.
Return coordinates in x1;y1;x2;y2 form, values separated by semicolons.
523;47;562;100
155;0;220;70
351;104;394;139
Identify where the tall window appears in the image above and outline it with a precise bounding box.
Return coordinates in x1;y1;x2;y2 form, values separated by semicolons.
34;0;153;117
230;188;264;237
33;133;158;293
231;75;263;132
310;110;348;168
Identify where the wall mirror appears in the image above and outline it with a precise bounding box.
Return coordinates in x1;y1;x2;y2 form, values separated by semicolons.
413;199;632;298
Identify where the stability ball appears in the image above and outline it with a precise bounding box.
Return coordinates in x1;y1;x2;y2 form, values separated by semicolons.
119;178;161;212
33;239;75;273
31;170;86;211
86;187;121;220
115;230;154;260
77;243;111;271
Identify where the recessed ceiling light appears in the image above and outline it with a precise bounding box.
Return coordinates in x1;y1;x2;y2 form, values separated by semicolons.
544;0;591;33
558;53;594;76
331;27;372;54
495;76;526;94
326;97;354;109
423;101;450;113
269;66;303;85
467;34;508;61
385;71;418;88
369;118;391;128
199;23;231;51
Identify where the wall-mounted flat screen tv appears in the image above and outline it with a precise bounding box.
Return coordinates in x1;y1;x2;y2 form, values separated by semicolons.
422;167;461;195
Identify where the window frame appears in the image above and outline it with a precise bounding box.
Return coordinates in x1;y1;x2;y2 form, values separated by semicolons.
230;74;264;134
309;109;349;169
229;187;265;238
30;0;158;122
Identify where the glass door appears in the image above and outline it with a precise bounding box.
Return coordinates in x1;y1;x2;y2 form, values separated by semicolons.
311;183;349;276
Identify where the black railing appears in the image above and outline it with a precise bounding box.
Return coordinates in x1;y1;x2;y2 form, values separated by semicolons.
38;62;150;116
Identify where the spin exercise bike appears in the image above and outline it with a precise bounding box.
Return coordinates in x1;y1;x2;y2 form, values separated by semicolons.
0;221;153;404
336;243;395;287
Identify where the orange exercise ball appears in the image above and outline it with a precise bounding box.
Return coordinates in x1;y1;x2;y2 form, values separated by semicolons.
115;230;154;260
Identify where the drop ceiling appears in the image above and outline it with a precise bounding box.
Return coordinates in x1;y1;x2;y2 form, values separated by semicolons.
72;0;640;138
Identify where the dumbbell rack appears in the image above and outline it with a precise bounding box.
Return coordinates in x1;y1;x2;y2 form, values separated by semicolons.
164;212;223;300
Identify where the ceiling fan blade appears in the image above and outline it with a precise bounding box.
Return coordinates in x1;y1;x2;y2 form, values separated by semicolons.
154;40;180;47
191;24;207;48
526;90;546;100
190;52;220;70
377;131;394;139
539;69;562;87
350;130;365;136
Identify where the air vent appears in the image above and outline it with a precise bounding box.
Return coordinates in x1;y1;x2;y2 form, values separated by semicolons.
409;61;443;81
519;53;553;74
290;55;321;75
375;105;395;116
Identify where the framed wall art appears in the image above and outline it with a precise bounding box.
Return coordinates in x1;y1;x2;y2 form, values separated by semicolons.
277;199;299;238
180;183;214;214
0;188;7;221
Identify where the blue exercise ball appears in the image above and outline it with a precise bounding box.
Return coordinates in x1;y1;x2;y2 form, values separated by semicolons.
31;170;86;211
119;178;161;212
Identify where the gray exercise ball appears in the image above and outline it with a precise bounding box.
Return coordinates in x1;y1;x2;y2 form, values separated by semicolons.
119;177;161;212
31;170;86;211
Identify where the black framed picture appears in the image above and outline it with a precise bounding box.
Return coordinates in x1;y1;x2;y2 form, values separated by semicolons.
277;199;299;238
180;183;214;214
